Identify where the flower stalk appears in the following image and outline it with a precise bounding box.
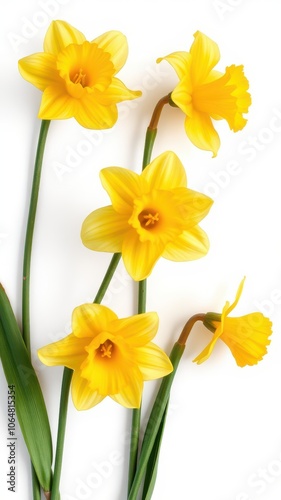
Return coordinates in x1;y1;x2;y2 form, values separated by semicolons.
51;253;121;499
128;94;171;490
141;94;170;169
127;97;166;489
22;119;51;353
20;118;51;499
128;314;204;500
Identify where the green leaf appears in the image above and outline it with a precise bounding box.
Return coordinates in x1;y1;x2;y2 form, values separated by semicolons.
0;284;52;492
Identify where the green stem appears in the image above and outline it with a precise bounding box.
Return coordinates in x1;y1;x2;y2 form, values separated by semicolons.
128;343;185;500
141;94;170;170
51;253;121;499
22;119;51;353
142;129;157;170
127;95;170;495
128;280;147;492
21;120;51;498
93;253;121;304
138;279;147;313
51;368;73;500
128;314;205;499
141;401;169;500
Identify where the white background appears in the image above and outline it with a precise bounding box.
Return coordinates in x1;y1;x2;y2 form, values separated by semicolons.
1;0;281;499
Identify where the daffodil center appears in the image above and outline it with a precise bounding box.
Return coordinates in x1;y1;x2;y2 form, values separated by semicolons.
72;68;87;87
138;209;160;229
99;340;114;359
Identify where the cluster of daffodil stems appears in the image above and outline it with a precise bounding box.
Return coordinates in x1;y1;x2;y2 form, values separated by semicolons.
20;99;190;500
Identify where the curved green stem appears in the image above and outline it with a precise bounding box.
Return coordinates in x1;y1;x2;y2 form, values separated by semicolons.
51;253;121;499
129;315;205;499
21;120;51;498
141;94;170;170
22;119;51;353
128;343;185;500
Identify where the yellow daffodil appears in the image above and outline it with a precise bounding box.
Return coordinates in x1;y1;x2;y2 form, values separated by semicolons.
18;20;141;129
157;31;251;156
81;151;213;281
193;278;272;367
38;304;172;410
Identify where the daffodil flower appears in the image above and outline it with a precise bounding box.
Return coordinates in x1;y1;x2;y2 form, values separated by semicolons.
193;278;272;367
157;31;251;156
81;151;213;281
38;304;173;410
18;20;141;129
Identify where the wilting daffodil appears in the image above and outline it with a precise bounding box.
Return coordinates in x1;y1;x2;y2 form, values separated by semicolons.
193;278;272;367
157;31;251;156
38;304;172;410
81;151;213;281
18;20;141;129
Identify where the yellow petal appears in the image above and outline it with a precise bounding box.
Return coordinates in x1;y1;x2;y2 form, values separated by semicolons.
96;77;141;104
38;84;77;120
43;20;86;55
122;230;165;281
171;76;193;117
110;312;159;346
171;187;213;226
190;31;220;86
224;277;245;317
72;303;118;339
184;110;220;157
135;342;173;380
193;326;223;364
74;93;118;129
142;151;187;190
162;225;210;261
71;371;105;410
110;374;143;408
18;53;59;91
81;206;128;252
91;30;128;73
100;167;142;213
157;51;191;79
38;334;87;370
